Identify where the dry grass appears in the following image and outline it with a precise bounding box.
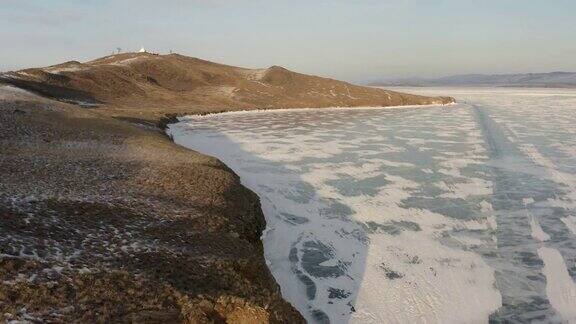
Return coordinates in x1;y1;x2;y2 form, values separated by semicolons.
0;89;303;323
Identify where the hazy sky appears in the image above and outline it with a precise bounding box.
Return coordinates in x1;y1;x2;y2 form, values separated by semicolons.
1;0;575;82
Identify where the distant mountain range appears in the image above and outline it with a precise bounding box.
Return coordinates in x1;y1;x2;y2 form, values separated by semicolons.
369;72;576;88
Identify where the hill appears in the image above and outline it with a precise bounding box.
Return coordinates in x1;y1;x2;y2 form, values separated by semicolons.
0;54;453;322
369;72;576;88
0;52;453;121
0;83;305;323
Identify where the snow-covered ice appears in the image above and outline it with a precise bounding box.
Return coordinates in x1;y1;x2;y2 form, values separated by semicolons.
538;247;576;322
169;87;576;323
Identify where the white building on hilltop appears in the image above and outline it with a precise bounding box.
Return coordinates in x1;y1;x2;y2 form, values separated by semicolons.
139;47;147;53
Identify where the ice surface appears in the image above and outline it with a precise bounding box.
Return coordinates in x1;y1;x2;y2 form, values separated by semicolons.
530;216;551;242
169;87;576;323
538;247;576;322
562;216;576;236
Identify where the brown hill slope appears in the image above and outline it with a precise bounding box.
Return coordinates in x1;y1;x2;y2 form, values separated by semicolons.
0;85;304;323
1;53;454;120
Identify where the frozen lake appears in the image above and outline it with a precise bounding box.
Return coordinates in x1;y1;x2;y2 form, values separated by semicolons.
169;87;576;323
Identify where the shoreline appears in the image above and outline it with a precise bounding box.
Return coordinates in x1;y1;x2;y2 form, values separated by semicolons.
165;99;500;323
164;101;457;322
0;86;305;323
175;102;457;121
1;82;452;322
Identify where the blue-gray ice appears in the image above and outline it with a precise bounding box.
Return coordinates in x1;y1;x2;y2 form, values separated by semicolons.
169;87;576;323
